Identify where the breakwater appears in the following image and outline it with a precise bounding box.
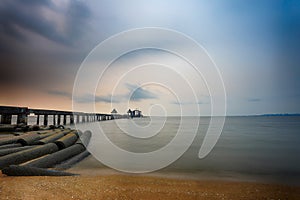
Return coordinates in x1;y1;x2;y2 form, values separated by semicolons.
0;127;92;176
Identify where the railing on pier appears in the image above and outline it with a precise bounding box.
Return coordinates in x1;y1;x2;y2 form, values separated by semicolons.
0;106;125;126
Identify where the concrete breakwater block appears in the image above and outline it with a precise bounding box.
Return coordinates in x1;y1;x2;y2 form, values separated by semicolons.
2;165;77;176
0;143;59;169
24;131;92;168
0;146;35;157
0;128;92;176
54;132;79;149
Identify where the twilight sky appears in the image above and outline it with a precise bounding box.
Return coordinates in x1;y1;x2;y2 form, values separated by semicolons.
0;0;299;116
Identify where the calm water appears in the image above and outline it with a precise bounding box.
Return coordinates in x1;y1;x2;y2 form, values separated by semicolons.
72;116;300;185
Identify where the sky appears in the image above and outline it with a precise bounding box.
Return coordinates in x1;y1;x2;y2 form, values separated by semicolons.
0;0;299;116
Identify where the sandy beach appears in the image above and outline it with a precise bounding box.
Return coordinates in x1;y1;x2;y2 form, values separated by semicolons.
1;172;299;200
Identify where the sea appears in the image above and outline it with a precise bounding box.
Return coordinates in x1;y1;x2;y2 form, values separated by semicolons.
24;115;300;185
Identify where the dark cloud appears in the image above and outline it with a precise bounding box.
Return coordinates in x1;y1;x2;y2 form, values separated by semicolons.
170;101;209;105
0;0;91;46
75;94;121;104
0;0;93;94
14;0;51;6
47;90;121;104
247;98;261;102
86;83;158;103
47;83;159;104
64;0;91;45
47;90;72;98
126;84;158;101
197;101;209;105
74;83;158;103
95;95;121;103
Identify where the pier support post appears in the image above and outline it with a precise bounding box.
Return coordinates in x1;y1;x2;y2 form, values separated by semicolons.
0;114;12;124
57;115;61;125
36;115;40;125
82;115;85;123
70;115;74;125
76;115;80;123
53;115;56;125
44;114;48;126
63;115;67;125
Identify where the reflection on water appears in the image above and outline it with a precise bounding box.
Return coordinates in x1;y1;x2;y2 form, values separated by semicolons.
70;116;300;185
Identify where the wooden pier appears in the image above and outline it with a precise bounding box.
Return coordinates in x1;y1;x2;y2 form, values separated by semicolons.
0;106;127;126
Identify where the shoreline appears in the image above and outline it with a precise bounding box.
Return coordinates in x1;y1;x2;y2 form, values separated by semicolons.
67;155;300;187
1;172;299;200
68;167;300;186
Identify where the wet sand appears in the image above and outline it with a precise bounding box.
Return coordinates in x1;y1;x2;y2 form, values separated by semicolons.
1;156;299;199
1;172;300;200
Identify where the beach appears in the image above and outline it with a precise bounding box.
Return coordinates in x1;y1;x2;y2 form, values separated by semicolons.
1;116;300;199
1;172;300;200
0;171;300;200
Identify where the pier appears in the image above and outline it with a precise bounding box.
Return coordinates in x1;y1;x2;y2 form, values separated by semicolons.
0;106;132;126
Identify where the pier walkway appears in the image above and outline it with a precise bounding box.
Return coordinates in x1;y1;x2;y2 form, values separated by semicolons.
0;106;126;126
